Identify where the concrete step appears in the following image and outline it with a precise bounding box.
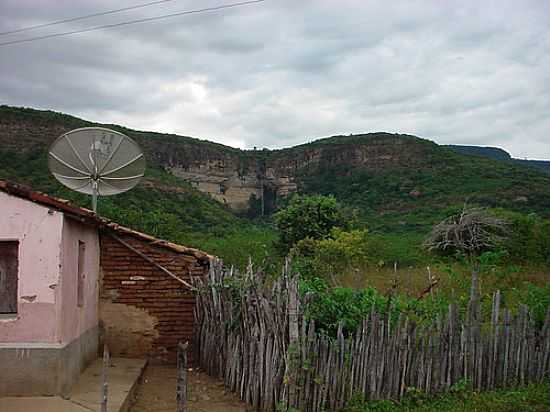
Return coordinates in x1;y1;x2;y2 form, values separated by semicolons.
0;357;147;412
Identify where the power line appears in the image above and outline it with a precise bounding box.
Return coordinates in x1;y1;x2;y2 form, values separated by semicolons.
0;0;181;36
0;0;266;47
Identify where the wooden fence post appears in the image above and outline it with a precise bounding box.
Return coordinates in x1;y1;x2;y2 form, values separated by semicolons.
177;342;189;412
101;344;109;412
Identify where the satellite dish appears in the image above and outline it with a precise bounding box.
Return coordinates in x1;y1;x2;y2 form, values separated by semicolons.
48;127;146;213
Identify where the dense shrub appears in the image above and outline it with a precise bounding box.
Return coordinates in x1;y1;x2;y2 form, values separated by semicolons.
291;228;371;279
494;211;550;264
274;194;354;252
299;276;451;336
299;277;390;336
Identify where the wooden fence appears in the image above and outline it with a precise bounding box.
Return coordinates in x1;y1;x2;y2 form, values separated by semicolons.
194;261;550;411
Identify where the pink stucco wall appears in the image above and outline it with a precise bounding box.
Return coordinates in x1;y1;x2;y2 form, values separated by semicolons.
0;191;99;344
59;217;99;344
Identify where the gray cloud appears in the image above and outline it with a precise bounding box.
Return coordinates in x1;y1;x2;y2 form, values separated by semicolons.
1;0;549;159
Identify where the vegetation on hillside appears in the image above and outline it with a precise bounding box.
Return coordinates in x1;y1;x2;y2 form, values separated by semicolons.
299;150;550;234
2;105;550;271
0;148;275;267
447;144;550;175
0;105;242;155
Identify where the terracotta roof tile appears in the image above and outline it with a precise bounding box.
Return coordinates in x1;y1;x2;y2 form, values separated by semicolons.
0;180;211;261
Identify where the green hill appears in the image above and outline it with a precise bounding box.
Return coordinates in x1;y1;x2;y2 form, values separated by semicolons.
0;106;277;266
2;105;550;264
447;144;550;175
297;136;550;233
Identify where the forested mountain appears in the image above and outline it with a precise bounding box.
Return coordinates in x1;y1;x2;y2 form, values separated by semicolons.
2;105;549;247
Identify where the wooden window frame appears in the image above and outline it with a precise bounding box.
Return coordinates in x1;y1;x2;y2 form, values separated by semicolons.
0;240;19;316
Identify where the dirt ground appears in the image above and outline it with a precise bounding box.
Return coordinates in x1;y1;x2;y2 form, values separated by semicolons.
130;365;250;412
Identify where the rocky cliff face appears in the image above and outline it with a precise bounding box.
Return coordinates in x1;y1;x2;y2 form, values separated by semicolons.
0;106;441;212
155;133;439;212
0;108;284;211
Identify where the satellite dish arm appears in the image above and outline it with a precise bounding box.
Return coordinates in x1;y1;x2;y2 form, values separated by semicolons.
49;152;89;176
101;153;144;176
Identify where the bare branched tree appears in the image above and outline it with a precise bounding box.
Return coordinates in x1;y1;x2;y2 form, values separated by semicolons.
423;206;508;256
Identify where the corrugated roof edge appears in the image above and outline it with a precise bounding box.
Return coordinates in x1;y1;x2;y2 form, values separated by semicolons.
0;179;212;262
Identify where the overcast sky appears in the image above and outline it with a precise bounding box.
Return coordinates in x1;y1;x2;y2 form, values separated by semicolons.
1;0;549;159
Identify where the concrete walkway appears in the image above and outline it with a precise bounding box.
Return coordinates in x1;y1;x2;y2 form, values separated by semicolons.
0;358;146;412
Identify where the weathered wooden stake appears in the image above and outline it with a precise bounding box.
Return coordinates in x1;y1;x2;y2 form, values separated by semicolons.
177;341;189;412
101;344;109;412
427;266;433;298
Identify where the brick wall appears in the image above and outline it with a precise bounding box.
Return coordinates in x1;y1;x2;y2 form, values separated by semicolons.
99;233;209;364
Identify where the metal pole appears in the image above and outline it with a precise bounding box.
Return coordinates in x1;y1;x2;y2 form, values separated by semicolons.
92;180;98;213
91;134;99;214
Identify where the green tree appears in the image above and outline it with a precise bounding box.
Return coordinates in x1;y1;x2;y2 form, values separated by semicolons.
274;194;353;252
292;228;371;280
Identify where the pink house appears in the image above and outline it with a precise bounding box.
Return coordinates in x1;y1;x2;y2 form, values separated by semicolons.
0;182;100;396
0;180;211;397
0;180;213;397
